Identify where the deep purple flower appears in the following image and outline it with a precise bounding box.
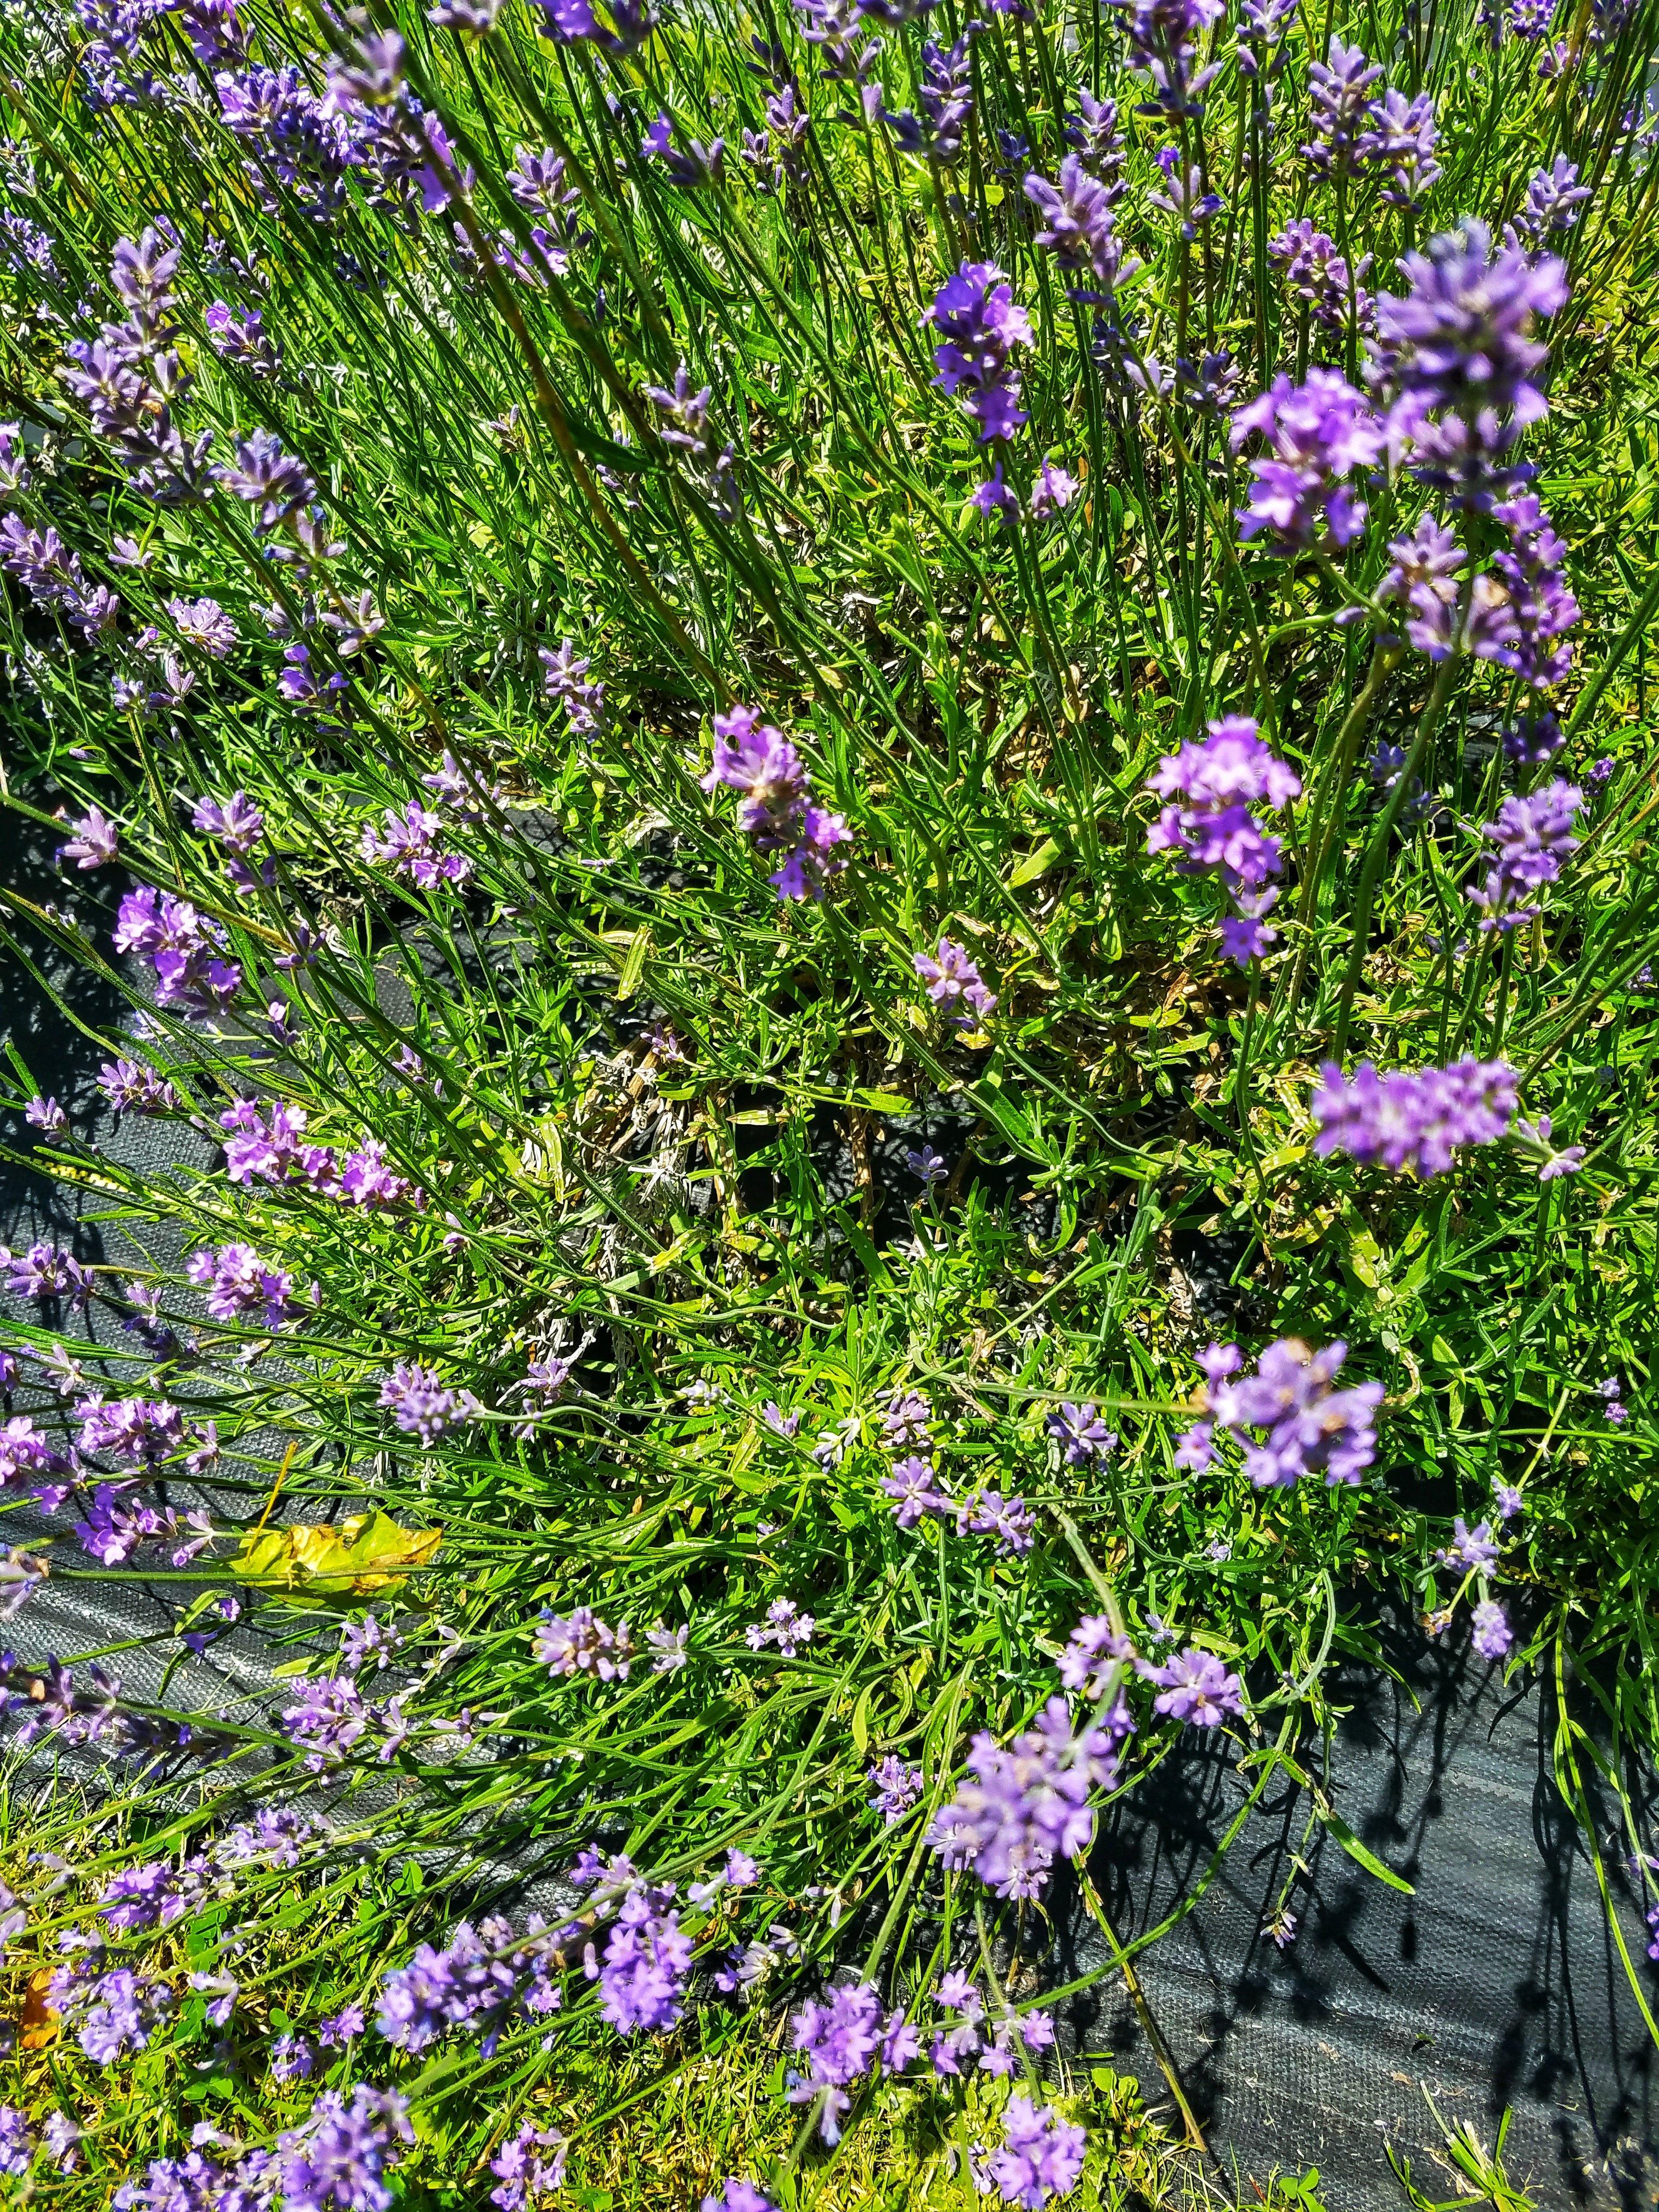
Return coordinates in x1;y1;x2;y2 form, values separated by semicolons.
3;1240;93;1306
1356;87;1440;207
1176;1337;1383;1488
990;2094;1087;2210
99;1058;178;1114
1439;1515;1499;1571
1231;370;1382;551
490;2123;568;2211
1302;37;1383;178
534;1606;634;1680
1111;0;1225;120
1471;1598;1513;1658
868;1753;924;1823
700;2185;774;2212
1502;711;1562;766
1149;148;1223;239
926;262;1032;443
744;1596;816;1655
1144;716;1300;963
1375;221;1566;493
926;1697;1126;1899
1312;1058;1519;1175
1475;494;1579;690
191;790;263;854
1046;1401;1117;1464
1024;155;1121;285
702;703;850;901
540;637;604;734
185;1242;298;1328
1466;778;1581;932
1267;219;1372;337
276;2083;413;2212
1058;1613;1135;1701
204;301;281;377
884;35;973;166
1030;459;1079;518
914;936;996;1022
360;801;472;889
378;1361;475;1446
961;1488;1036;1556
1509;157;1590;250
788;1980;885;2142
58;804;121;870
1141;1645;1245;1725
882;1454;952;1526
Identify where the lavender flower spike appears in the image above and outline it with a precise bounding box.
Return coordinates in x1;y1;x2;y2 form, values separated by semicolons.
1312;1059;1519;1176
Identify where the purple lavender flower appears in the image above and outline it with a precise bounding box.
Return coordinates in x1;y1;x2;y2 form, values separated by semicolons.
58;805;120;870
185;1242;297;1328
1231;371;1383;551
1144;716;1301;963
882;1454;952;1526
1046;1402;1117;1464
701;704;850;901
68;1967;173;2066
534;1606;635;1680
745;1597;816;1656
1312;1059;1519;1175
204;300;281;377
1058;1613;1133;1700
926;1697;1127;1899
3;1240;93;1307
961;1488;1036;1556
1509;157;1591;250
271;2032;317;2080
1502;711;1562;766
1030;460;1078;518
1024;155;1122;287
1375;221;1566;506
1176;1337;1383;1488
1438;1515;1499;1571
868;1754;924;1823
1356;87;1440;207
883;35;974;166
1112;0;1225;120
1466;779;1581;933
701;2185;774;2212
914;936;996;1022
490;2124;568;2211
25;1095;67;1135
1303;37;1383;178
1141;1645;1245;1726
1149;147;1223;239
99;1057;178;1114
0;2110;28;2179
1471;1598;1513;1658
990;2095;1087;2210
360;800;472;888
788;1981;885;2143
277;2084;413;2212
378;1361;474;1445
596;1886;693;2033
540;637;604;735
641;110;724;186
1267;219;1373;337
1476;495;1579;690
926;262;1032;443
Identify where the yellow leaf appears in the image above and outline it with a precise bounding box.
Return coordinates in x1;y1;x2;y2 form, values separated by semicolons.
232;1510;442;1600
21;1969;58;2050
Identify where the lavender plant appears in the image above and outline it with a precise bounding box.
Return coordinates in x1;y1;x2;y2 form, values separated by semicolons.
0;0;1656;2196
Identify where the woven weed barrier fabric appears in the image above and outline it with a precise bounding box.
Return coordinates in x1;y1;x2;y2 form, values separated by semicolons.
1071;1619;1659;2208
